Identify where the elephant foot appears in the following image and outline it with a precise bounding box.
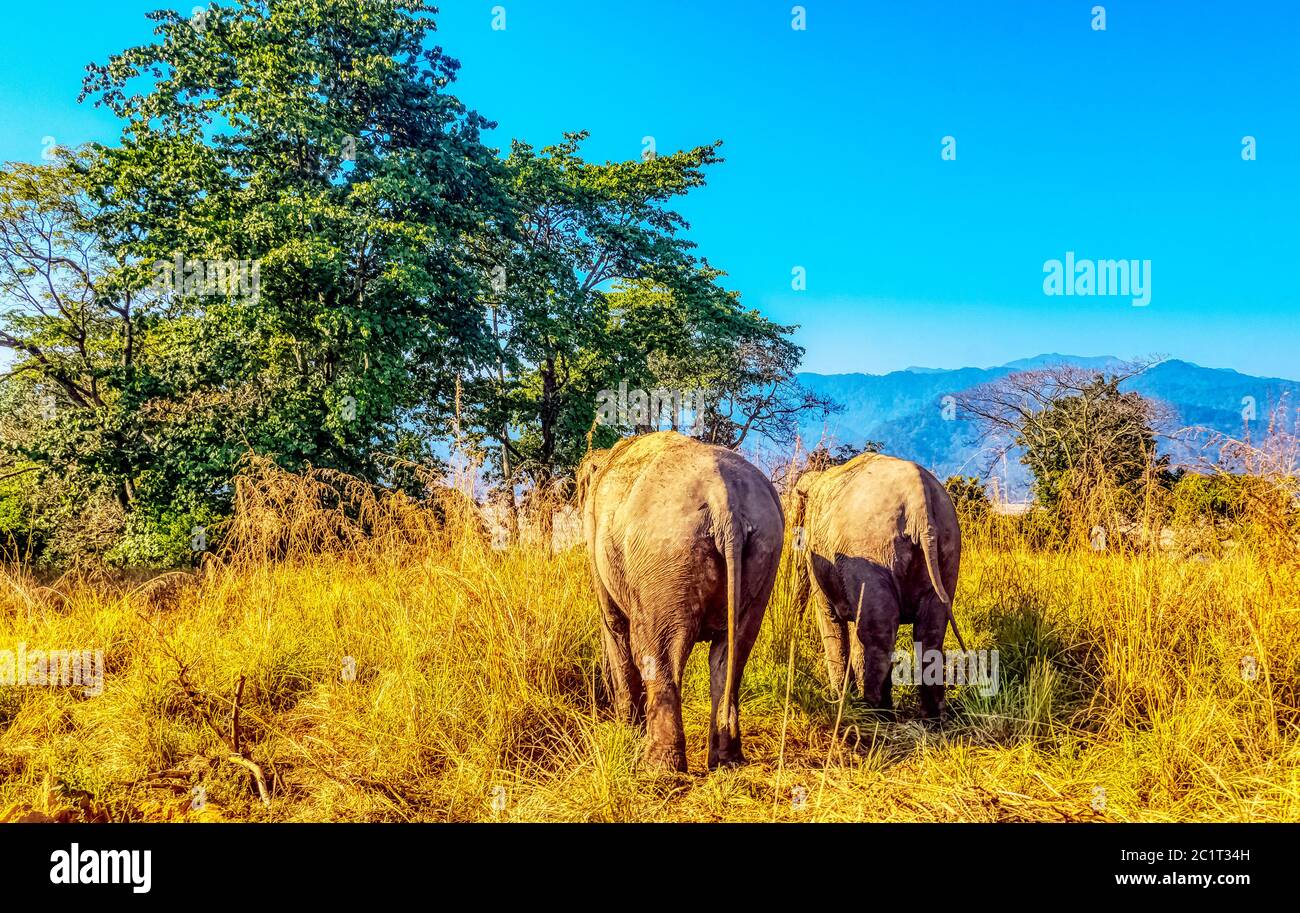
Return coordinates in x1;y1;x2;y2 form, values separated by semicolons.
919;692;947;722
922;706;951;726
644;743;688;774
859;688;891;713
707;748;746;771
861;702;898;723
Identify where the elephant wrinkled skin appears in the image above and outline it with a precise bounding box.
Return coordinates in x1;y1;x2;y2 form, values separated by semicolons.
792;453;966;718
577;431;784;772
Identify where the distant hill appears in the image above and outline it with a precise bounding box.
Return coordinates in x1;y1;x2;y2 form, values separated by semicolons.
792;356;1299;499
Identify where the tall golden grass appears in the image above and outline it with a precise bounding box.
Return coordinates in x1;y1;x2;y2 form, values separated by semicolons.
1;455;1297;822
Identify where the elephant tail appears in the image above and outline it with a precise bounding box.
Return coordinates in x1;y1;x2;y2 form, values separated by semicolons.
718;520;743;739
917;476;967;653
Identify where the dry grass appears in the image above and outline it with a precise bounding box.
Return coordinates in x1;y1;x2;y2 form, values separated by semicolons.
1;459;1298;822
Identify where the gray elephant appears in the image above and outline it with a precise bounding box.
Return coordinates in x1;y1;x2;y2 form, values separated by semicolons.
577;431;784;772
791;453;965;718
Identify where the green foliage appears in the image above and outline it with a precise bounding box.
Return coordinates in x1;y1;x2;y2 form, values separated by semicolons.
1167;471;1242;522
465;132;725;485
105;501;217;569
1019;376;1169;517
0;467;39;556
945;475;991;517
78;0;509;479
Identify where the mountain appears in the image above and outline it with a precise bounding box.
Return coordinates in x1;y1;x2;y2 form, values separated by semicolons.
792;356;1298;499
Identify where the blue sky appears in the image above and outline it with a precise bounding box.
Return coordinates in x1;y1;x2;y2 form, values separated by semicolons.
2;1;1296;378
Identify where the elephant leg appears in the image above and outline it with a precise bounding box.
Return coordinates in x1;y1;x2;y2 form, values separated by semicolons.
601;616;644;726
914;594;951;720
595;583;643;726
637;622;691;773
852;575;901;712
812;588;851;697
707;604;763;770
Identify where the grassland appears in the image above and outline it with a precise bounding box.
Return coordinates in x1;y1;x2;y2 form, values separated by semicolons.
2;498;1297;823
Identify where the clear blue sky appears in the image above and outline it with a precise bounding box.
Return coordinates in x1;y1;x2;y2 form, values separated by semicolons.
2;1;1296;378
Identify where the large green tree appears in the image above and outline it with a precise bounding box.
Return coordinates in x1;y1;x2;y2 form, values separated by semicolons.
464;133;722;490
74;0;508;528
463;132;831;503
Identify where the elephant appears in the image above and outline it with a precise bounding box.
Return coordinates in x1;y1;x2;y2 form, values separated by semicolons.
790;452;966;718
577;431;785;772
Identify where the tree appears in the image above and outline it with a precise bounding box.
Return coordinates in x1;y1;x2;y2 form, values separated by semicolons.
603;275;836;449
0;147;173;538
65;0;510;548
955;361;1173;532
463;132;729;494
455;132;835;541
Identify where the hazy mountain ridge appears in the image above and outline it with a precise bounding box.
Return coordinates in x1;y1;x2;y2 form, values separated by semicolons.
794;356;1299;498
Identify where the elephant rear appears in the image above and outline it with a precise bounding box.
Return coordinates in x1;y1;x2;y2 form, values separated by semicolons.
578;431;784;770
794;452;965;715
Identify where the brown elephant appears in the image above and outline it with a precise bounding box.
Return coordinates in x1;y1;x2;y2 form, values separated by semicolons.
791;452;966;718
577;431;784;772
